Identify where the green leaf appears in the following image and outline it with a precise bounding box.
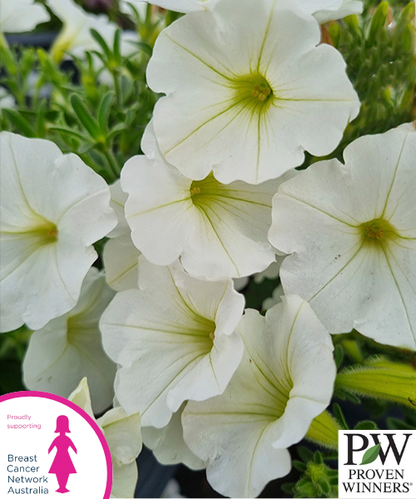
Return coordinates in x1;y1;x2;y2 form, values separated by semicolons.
360;443;381;465
355;420;378;431
293;460;307;472
368;1;388;45
90;28;112;60
113;29;122;64
98;92;115;134
386;417;415;431
335;344;344;369
316;477;331;496
332;403;349;430
36;99;47;138
126;40;153;57
70;94;101;140
49;126;94;143
2;109;35;137
107;123;125;141
314;451;323;464
297;446;314;463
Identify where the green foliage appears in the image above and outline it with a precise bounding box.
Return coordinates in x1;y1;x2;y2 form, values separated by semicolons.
0;25;159;184
0;327;31;396
291;449;339;498
327;1;415;158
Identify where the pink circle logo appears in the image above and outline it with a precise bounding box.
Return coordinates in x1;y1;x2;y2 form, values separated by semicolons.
0;391;112;498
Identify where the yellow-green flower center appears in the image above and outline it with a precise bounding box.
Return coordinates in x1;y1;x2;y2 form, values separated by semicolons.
360;218;397;244
251;82;272;102
232;74;274;109
4;218;58;246
189;173;224;205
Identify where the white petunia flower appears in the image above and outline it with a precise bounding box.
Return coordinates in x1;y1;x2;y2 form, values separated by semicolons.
0;86;15;110
69;378;142;499
308;0;363;24
147;0;360;184
122;123;286;279
143;0;362;22
0;132;116;332
100;256;245;428
142;403;205;469
47;0;119;62
269;123;416;350
23;268;117;413
0;0;49;34
103;181;140;292
182;295;336;498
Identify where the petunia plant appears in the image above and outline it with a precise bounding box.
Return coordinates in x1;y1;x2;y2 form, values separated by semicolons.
0;0;415;498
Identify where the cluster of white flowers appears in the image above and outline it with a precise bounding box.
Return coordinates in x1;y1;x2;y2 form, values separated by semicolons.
1;0;415;497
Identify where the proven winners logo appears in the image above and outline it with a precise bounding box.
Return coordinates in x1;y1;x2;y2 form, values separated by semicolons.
339;430;416;498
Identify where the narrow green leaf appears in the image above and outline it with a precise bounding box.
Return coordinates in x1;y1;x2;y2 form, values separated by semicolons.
293;460;307;472
70;94;100;140
36;99;47;138
49;126;94;143
386;417;415;431
332;403;349;430
90;28;112;60
335;344;344;369
126;40;153;57
98;92;115;134
360;443;381;465
107;123;125;141
78;142;97;155
2;109;35;137
113;29;122;64
316;477;331;496
368;2;388;45
297;446;314;463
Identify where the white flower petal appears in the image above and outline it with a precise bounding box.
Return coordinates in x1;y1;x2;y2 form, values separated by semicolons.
0;86;16;109
69;378;142;499
269;124;416;349
98;407;142;467
23;268;117;413
67;377;95;419
103;235;140;291
312;0;363;23
142;403;205;469
122;129;283;278
0;133;116;331
0;0;49;33
183;295;335;497
47;0;118;61
100;258;244;427
143;0;362;21
110;461;138;499
108;180;130;238
147;0;360;184
121;153;194;266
